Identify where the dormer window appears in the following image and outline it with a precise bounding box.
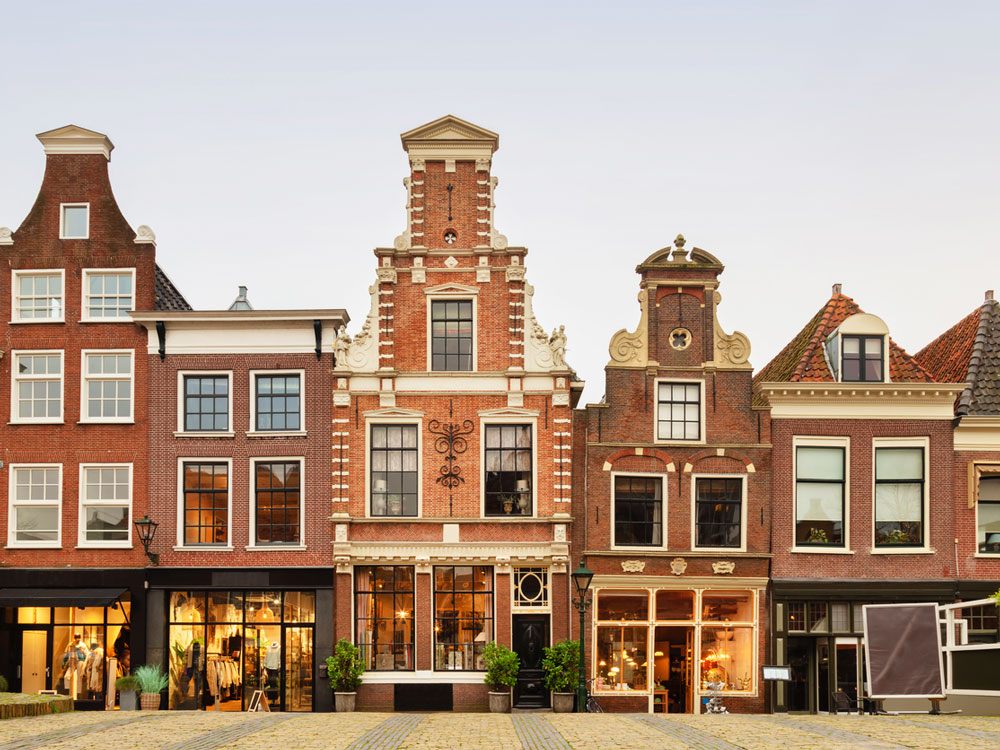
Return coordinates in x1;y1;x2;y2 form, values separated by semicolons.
842;335;883;382
60;204;89;239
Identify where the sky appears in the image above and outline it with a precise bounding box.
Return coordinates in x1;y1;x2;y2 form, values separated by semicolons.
1;1;998;402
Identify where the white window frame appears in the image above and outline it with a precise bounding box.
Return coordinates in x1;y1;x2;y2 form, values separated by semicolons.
81;268;136;322
610;471;667;551
176;370;234;436
871;436;931;554
974;466;1000;558
791;436;853;554
365;416;423;519
77;463;133;549
425;289;479;373
7;463;62;549
80;349;135;424
248;456;306;550
11;349;64;424
653;378;706;445
480;416;538;519
690;473;748;552
248;369;306;436
11;269;66;324
175;456;233;550
59;203;90;240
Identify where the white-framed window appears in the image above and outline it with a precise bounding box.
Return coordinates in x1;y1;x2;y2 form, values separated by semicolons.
872;438;929;550
60;203;89;239
612;472;666;549
7;464;62;548
368;423;420;517
249;370;305;434
793;437;850;551
424;286;480;372
11;350;63;423
974;466;1000;555
249;456;305;548
177;457;232;548
825;313;891;384
12;269;65;322
82;268;135;320
512;567;550;611
78;464;132;548
654;379;705;443
177;371;233;434
691;474;747;551
81;350;133;422
480;414;538;518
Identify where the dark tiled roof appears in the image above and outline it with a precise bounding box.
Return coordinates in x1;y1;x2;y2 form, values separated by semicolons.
752;292;933;406
917;299;1000;416
154;264;192;311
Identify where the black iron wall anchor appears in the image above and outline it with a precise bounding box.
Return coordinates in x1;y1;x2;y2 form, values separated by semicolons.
428;417;474;516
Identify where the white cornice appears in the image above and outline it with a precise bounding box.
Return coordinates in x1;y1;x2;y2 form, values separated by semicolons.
592;574;769;589
36;125;114;159
424;283;480;296
757;382;963;420
955;416;1000;451
131;309;349;323
345;541;563;562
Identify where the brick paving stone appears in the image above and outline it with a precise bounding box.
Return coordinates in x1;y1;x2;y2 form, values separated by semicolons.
0;713;123;743
666;715;860;750
0;713;160;750
546;715;689;750
510;715;571;750
633;715;745;750
771;716;909;750
894;716;1000;742
346;714;422;750
223;713;387;750
400;714;519;750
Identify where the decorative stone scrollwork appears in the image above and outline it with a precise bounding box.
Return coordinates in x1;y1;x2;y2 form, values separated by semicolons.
393;232;411;251
134;225;156;245
506;265;526;282
344;284;379;372
491;231;508;250
608;289;649;367
410;158;425;172
376;267;397;284
476;157;491;172
712;561;736;575
712;291;752;369
670;557;688;576
0;227;12;245
621;560;646;573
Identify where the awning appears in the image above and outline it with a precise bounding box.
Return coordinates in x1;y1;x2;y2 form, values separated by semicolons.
0;587;127;607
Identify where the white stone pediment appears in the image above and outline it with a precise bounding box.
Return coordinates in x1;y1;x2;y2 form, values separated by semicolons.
478;407;540;417
401;115;499;145
363;407;425;418
425;283;480;296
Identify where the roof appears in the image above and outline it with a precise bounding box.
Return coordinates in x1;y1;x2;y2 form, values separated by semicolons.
228;285;254;311
753;291;933;406
916;297;1000;416
154;264;192;311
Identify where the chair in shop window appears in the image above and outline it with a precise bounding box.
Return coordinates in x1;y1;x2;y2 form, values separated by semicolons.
831;689;861;714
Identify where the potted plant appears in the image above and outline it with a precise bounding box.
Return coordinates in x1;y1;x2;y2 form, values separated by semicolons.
115;675;140;710
542;639;579;713
134;665;168;710
483;642;519;713
806;527;828;544
326;638;364;712
501;495;516;514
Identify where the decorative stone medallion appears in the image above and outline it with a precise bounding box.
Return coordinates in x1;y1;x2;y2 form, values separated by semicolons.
712;561;736;575
621;560;645;573
670;557;688;576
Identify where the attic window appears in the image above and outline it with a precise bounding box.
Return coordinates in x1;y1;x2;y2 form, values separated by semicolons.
60;204;89;239
444;231;457;245
842;335;883;382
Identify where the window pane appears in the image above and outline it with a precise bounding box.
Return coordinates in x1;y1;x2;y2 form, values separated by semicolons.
702;591;754;622
796;447;844;480
597;591;649;621
62;206;88;237
979;502;1000;553
654;590;694;621
595;625;647;691
876;448;923;480
700;626;754;693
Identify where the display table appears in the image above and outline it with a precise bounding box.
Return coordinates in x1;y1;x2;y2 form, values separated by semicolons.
653;689;670;713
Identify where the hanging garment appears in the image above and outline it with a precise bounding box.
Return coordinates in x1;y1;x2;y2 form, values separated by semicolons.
85;647;105;693
207;660;220;697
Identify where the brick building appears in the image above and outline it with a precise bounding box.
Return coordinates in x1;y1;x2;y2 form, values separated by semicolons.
0;126;189;705
329;116;582;711
574;236;772;714
754;286;963;713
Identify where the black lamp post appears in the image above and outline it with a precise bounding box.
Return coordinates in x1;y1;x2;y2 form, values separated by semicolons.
133;515;159;565
571;560;594;713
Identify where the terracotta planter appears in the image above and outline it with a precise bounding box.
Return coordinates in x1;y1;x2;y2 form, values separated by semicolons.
334;692;356;712
139;692;161;710
488;690;511;713
552;692;575;713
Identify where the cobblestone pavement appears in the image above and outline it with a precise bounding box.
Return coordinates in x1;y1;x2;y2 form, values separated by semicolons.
3;712;1000;749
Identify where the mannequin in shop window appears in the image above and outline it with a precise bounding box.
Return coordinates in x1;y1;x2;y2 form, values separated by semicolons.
264;641;280;696
84;642;105;699
61;634;89;698
181;638;206;709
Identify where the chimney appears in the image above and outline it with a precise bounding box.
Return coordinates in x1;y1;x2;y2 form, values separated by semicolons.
832;283;842;296
987;290;994;302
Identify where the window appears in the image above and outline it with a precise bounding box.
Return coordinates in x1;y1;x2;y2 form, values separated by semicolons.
253;373;302;432
8;465;61;546
694;477;744;548
182;462;229;545
978;476;1000;554
842;335;883;382
613;475;663;546
787;602;806;632
253;460;301;545
795;446;845;546
12;271;64;321
82;351;133;421
181;374;230;432
434;565;493;670
595;591;649;692
12;351;63;422
513;568;549;610
370;425;418;517
430;299;473;371
83;270;134;319
874;447;924;547
60;204;89;239
355;566;415;670
79;465;131;546
484;424;532;516
656;381;701;441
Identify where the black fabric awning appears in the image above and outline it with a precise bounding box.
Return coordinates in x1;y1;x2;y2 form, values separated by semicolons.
0;587;127;607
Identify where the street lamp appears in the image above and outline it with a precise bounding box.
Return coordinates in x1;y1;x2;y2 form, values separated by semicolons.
133;515;159;566
571;560;594;712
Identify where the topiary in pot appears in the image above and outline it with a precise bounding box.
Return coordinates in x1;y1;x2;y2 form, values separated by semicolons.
482;642;520;713
133;665;168;710
115;675;140;711
542;639;579;713
326;638;365;712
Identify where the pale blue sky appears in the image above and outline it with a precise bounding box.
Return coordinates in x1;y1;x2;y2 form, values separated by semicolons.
2;1;998;399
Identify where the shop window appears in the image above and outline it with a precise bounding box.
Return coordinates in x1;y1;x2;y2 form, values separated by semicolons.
614;475;663;546
17;607;51;624
700;625;753;693
702;591;754;623
430;299;473;371
82;269;134;319
841;335;883;382
694;477;743;548
12;270;64;321
656;381;701;441
513;568;549;610
355;566;415;670
795;446;845;546
79;464;131;546
46;601;131;701
182;374;230;432
82;352;133;422
253;460;302;545
976;476;1000;554
370;424;418;516
484;424;532;516
208;591;244;623
182;462;229;545
12;352;63;422
874;447;924;547
8;464;61;546
787;602;806;632
434;565;493;670
655;590;694;621
831;602;850;632
595;625;648;692
853;603;866;633
246;591;282;623
253;373;302;432
60;204;89;239
598;591;650;621
283;591;316;623
808;602;828;633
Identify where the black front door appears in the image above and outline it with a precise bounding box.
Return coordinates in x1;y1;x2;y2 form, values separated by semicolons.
512;614;549;708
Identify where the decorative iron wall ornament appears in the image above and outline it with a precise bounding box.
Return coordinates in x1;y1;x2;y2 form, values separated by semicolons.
428;408;475;515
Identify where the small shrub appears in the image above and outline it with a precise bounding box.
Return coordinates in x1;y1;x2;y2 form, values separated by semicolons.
0;674;8;692
115;675;140;692
483;642;520;691
133;665;168;695
542;639;579;693
326;638;365;692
